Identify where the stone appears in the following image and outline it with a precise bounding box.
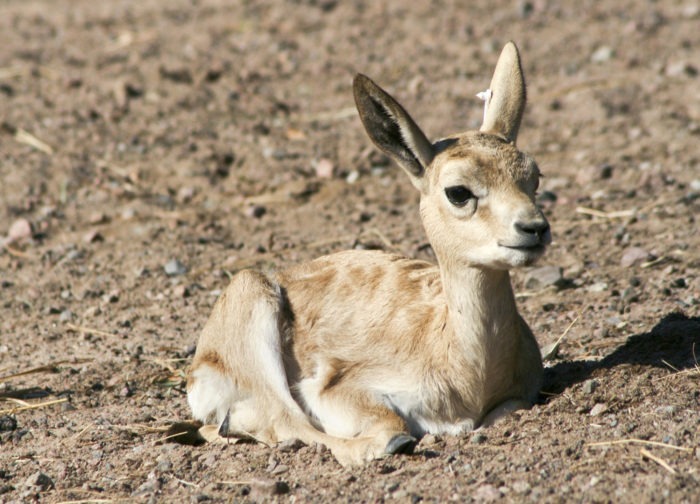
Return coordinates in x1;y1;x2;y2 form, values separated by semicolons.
314;158;334;178
474;484;502;502
164;259;188;276
245;205;266;219
277;438;304;452
24;472;54;491
582;379;598;394
248;478;290;498
524;266;564;290
591;46;614;63
590;403;607;416
620;247;650;268
0;415;17;432
7;218;32;242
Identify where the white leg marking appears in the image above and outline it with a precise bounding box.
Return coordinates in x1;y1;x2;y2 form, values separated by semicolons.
187;365;238;425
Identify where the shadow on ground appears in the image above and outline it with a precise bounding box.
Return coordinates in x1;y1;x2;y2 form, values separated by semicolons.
542;312;700;397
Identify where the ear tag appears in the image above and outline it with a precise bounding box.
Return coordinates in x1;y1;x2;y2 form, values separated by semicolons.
476;88;492;123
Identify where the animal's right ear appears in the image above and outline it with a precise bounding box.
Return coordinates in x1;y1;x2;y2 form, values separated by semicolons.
353;74;434;191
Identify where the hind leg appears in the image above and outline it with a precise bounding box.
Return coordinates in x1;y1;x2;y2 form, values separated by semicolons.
187;270;302;444
298;368;417;463
186;269;414;466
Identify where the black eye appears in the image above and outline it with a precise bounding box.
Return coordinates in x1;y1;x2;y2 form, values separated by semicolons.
444;185;474;207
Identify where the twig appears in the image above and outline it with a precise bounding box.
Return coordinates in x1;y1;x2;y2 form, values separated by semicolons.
586;438;692;453
66;323;117;339
640;448;677;475
0;397;68;415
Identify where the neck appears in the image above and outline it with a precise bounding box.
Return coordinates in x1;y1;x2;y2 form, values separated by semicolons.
437;257;520;356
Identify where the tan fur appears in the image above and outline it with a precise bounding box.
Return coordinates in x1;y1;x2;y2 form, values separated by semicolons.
187;42;550;466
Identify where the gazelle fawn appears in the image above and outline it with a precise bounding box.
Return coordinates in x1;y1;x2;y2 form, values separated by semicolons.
187;42;551;466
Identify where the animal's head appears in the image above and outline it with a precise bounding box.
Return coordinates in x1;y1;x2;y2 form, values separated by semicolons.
354;42;550;270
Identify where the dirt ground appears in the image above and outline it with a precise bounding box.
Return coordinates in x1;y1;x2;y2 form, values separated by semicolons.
1;0;699;502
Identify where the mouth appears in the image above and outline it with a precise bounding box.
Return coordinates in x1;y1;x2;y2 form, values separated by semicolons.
499;242;546;254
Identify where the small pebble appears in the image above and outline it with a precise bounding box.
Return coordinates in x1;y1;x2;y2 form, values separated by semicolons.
470;432;488;444
173;284;190;298
665;61;697;77
248;478;290;498
589;403;607;416
245;205;266;219
473;484;501;502
582;379;598;394
587;282;608;293
524;266;564;290
59;310;74;322
24;472;54;491
88;211;108;224
277;438;304;452
0;415;17;432
84;230;104;243
7;218;32;242
512;480;531;494
620;247;650;268
591;46;614;63
164;259;188;276
314;158;334;178
621;287;639;304
270;464;289;475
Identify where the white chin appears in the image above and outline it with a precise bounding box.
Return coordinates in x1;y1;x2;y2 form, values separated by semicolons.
499;246;546;268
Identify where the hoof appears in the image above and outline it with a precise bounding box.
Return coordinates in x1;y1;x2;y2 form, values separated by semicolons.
385;434;417;455
218;409;231;437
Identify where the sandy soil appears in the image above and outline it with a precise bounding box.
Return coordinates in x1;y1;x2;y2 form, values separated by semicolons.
1;0;699;502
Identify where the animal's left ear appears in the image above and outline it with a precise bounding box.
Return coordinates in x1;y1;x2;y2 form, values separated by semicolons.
479;42;527;144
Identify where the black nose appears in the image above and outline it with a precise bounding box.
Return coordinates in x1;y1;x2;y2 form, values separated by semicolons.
515;220;550;240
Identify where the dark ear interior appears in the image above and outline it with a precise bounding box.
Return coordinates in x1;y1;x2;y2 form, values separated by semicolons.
353;74;434;179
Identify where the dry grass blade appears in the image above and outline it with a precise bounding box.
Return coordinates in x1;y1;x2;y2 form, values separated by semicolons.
0;364;59;381
586;438;692;453
640;448;677;475
0;358;91;381
173;476;200;488
0;397;31;407
2;244;30;258
55;500;115;504
66;323;117;338
14;128;54;154
575;206;636;220
0;66;28;79
654;343;700;382
542;315;580;361
0;397;68;415
299;106;357;123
